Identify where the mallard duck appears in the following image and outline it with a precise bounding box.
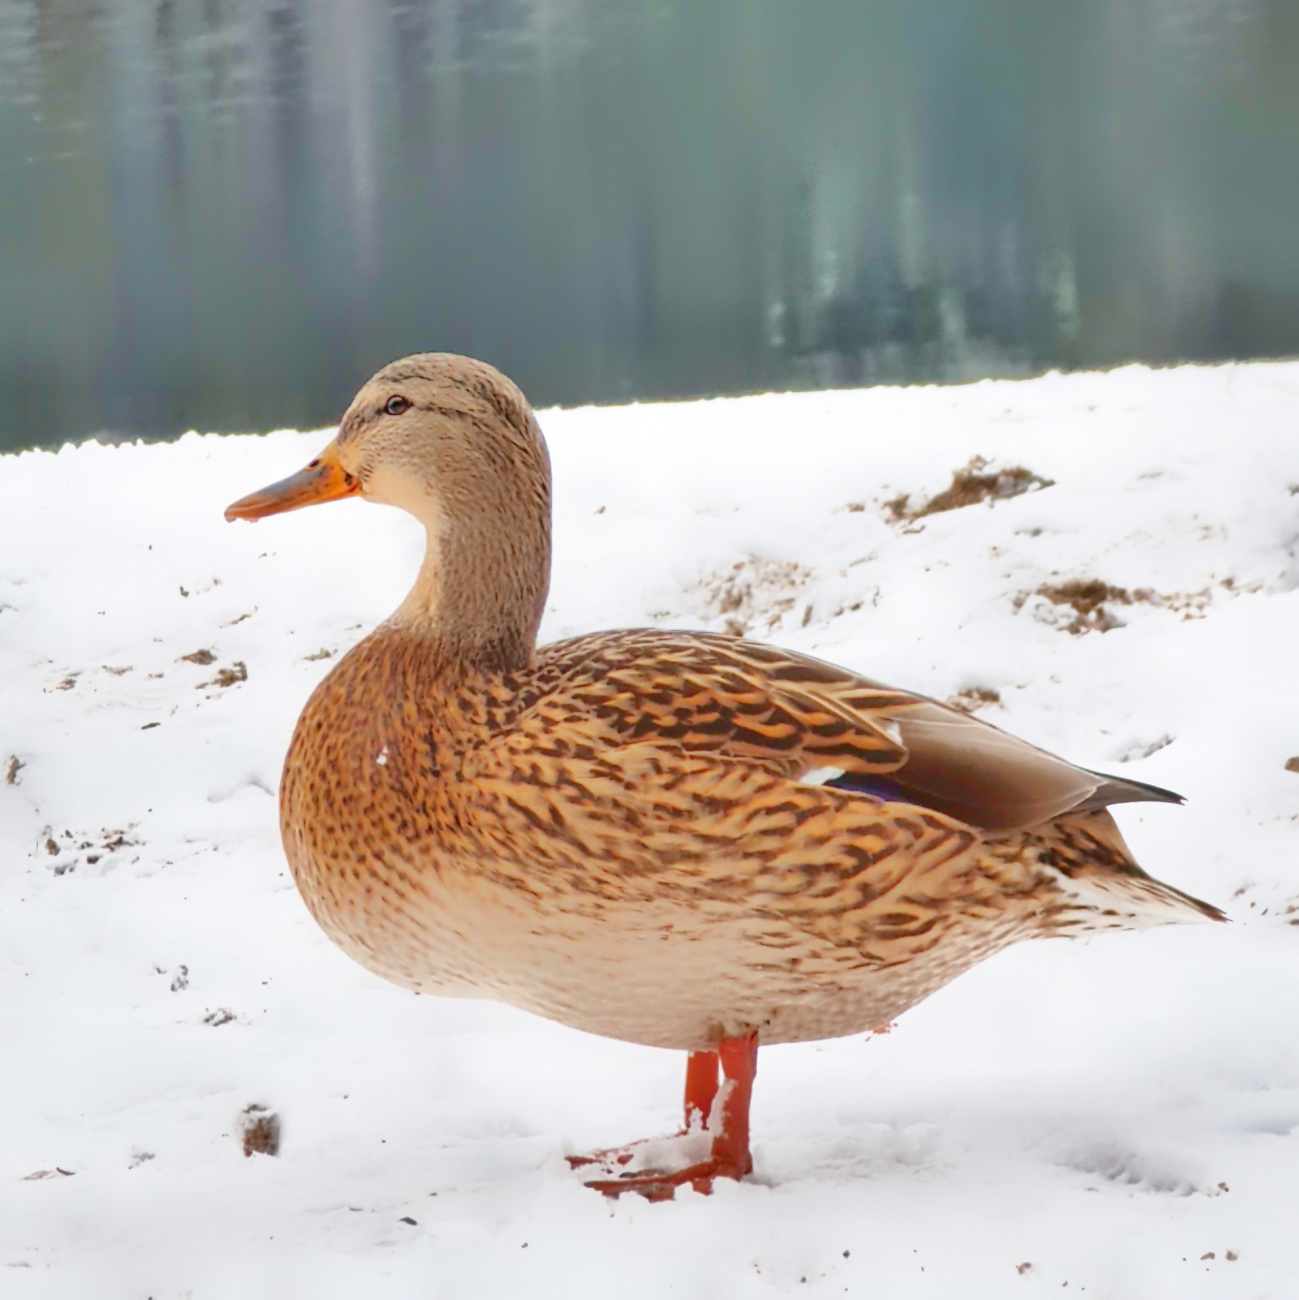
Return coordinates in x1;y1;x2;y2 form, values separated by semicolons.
225;353;1223;1200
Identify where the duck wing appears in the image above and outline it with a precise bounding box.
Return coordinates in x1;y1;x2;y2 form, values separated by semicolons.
514;630;1179;833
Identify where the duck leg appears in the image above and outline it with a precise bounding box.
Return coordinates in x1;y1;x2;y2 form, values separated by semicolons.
683;1048;720;1129
572;1031;759;1201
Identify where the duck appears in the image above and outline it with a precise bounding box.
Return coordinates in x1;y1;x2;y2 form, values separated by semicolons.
225;352;1224;1200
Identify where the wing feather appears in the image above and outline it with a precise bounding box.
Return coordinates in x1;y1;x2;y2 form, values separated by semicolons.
516;630;1180;832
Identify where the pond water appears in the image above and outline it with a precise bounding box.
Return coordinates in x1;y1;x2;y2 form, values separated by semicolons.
2;0;1297;448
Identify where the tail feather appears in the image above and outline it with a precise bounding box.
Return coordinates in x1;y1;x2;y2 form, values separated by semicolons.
1050;864;1226;931
1035;810;1225;933
1078;768;1186;812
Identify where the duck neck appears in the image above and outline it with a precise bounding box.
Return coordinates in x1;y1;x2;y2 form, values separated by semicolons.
391;504;551;675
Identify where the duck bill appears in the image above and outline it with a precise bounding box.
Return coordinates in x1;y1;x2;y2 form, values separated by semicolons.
224;440;360;522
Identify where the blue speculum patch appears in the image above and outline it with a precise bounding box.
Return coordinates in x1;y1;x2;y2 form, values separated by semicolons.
827;773;913;804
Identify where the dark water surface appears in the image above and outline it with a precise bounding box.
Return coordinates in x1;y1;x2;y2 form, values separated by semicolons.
2;0;1298;449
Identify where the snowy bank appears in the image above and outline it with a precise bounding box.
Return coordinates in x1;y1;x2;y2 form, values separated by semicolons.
3;362;1299;1297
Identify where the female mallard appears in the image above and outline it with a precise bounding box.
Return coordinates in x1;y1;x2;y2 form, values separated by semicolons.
226;353;1223;1199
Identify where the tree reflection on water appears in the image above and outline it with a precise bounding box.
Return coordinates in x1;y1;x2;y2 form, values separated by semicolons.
1;0;1297;448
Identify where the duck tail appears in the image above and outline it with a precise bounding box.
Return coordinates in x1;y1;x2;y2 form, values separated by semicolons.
1035;810;1226;933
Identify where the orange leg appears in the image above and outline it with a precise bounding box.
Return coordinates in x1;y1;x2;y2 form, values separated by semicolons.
573;1031;759;1201
684;1049;719;1129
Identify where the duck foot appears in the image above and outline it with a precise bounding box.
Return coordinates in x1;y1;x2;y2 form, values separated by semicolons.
566;1047;721;1171
581;1154;749;1202
568;1032;758;1201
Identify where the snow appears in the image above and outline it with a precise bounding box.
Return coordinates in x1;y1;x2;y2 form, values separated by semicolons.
3;360;1299;1297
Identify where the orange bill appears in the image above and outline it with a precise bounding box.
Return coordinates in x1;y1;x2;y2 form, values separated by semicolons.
224;440;360;522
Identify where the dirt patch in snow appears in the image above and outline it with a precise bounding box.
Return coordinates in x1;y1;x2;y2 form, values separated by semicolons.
239;1105;282;1157
42;824;142;875
886;456;1053;522
694;556;815;637
1021;578;1217;635
199;661;248;690
1033;578;1136;633
947;686;1002;713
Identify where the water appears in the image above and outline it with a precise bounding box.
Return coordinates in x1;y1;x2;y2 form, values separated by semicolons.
2;0;1297;450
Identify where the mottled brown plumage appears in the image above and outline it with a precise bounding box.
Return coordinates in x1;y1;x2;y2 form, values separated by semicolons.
226;352;1223;1198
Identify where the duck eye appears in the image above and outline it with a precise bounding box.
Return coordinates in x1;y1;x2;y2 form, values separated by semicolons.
384;395;411;416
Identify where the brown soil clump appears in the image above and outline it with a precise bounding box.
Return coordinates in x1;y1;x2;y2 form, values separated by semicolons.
239;1104;282;1157
947;686;1002;713
1032;578;1134;634
887;457;1053;522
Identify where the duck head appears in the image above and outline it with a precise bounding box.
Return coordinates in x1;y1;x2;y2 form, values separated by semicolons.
225;353;552;670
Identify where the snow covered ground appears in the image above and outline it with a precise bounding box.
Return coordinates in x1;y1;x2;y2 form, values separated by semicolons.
3;361;1299;1298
